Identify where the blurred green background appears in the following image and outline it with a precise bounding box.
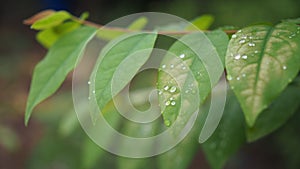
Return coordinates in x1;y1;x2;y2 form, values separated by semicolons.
1;0;300;169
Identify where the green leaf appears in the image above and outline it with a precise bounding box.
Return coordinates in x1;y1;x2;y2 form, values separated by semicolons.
157;30;228;126
127;17;148;30
202;92;246;169
31;11;72;30
36;21;80;48
97;16;148;41
246;81;300;142
117;121;158;169
185;14;215;30
157;118;201;169
92;32;157;114
225;22;300;126
25;26;97;125
282;18;300;24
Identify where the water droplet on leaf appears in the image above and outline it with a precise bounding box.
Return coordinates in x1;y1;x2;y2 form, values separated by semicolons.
169;86;177;93
179;53;185;58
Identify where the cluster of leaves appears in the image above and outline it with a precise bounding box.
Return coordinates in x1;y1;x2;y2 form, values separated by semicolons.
24;10;300;169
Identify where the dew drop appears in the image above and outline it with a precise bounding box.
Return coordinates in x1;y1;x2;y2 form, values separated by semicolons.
283;65;287;70
234;54;241;60
231;34;237;39
165;100;171;106
162;64;166;69
239;39;246;44
170;64;174;68
236;77;240;80
241;35;247;39
88;96;90;100
182;66;186;70
88;81;91;85
164;85;169;91
169;86;177;93
92;90;96;94
169;97;174;101
254;50;259;54
248;42;255;47
171;101;176;106
242;55;248;59
164;120;171;127
185;90;190;94
237;30;242;33
227;75;233;81
158;90;163;95
242;73;246;77
179;53;185;58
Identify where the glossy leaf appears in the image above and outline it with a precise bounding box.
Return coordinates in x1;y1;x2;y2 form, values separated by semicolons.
157;30;228;126
31;11;72;30
185;14;214;30
202;92;246;169
225;22;300;126
92;32;157;114
25;26;97;125
246;81;300;142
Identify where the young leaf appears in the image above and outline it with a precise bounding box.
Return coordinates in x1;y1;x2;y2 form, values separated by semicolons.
185;14;215;30
37;21;81;48
127;16;148;30
157;30;228;126
97;16;148;41
246;82;300;142
25;26;97;125
225;22;300;126
31;11;71;30
202;92;246;169
92;32;157;114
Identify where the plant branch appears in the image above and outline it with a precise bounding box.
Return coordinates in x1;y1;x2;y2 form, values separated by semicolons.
72;17;237;35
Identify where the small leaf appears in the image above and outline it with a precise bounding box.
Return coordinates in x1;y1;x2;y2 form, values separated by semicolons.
92;32;157;115
246;81;300;142
23;10;56;25
185;14;215;30
80;11;89;20
225;22;300;126
127;16;148;30
25;26;97;125
97;16;148;41
202;92;246;169
36;21;80;48
157;31;228;126
31;11;71;30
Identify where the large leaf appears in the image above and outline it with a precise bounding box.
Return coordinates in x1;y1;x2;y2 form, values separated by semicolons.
31;11;71;30
225;22;300;126
246;79;300;142
25;26;97;125
92;32;157;115
202;91;246;169
157;30;228;126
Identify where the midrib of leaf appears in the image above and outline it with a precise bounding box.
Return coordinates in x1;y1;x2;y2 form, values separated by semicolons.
37;47;82;102
251;26;274;114
96;33;155;108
